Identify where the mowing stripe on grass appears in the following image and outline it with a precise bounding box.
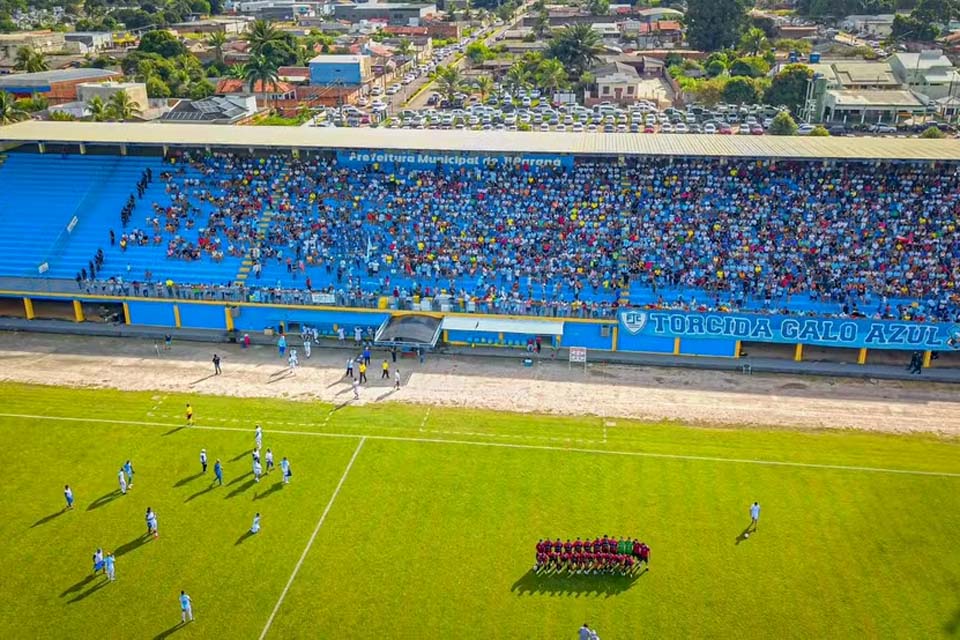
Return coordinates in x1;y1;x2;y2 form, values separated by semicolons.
258;437;366;640
1;412;959;479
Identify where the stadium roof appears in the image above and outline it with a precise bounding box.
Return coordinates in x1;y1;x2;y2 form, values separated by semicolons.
2;121;960;161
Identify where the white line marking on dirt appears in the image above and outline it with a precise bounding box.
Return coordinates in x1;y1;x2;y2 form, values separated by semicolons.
1;412;958;479
258;437;365;640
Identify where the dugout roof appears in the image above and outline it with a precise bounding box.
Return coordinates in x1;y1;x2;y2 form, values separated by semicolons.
441;317;564;337
3;121;960;161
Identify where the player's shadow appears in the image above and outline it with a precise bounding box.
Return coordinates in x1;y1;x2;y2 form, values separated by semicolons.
944;605;960;636
60;573;98;597
190;373;217;385
375;388;398;402
152;621;186;640
235;530;256;546
67;576;110;604
185;483;217;503
254;481;283;501
226;471;252;486
115;533;151;558
229;449;253;462
510;568;643;597
267;369;294;384
735;524;754;546
225;477;257;499
31;509;68;528
162;426;186;436
86;490;122;511
173;472;203;488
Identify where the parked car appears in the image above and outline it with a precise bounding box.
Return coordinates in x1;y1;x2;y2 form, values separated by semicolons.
797;124;817;135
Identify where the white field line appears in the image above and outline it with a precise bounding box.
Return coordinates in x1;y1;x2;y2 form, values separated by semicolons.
258;437;365;640
1;412;959;479
419;407;431;433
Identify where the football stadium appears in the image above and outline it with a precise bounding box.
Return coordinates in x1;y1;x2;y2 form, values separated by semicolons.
0;121;959;639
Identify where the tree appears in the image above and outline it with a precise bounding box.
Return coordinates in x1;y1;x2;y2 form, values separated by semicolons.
396;38;414;58
432;64;464;104
189;78;216;99
465;41;493;63
0;90;28;125
545;24;604;79
145;76;172;98
49;110;77;121
691;77;726;106
913;0;955;24
87;94;108;121
706;59;726;77
809;125;830;136
765;63;813;114
14;46;48;73
686;0;750;52
107;89;141;121
244;54;280;108
729;56;769;78
245;19;283;58
722;76;762;104
587;0;610;14
920;125;947;138
533;10;550;38
227;63;246;79
535;58;567;94
474;75;495;101
138;31;187;58
768;110;798;135
890;13;939;41
738;27;768;56
504;62;531;92
207;31;227;67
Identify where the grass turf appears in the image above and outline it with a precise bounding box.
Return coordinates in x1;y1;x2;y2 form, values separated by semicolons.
0;382;959;639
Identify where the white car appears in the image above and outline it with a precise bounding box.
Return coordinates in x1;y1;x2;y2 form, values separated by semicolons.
370;86;383;96
674;123;688;134
703;123;717;134
797;124;816;135
370;101;388;112
661;122;674;133
386;85;401;95
357;97;369;107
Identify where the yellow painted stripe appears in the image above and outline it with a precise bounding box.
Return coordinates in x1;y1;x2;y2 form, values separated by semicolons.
225;306;235;332
794;343;803;362
23;297;34;320
923;350;932;368
857;347;867;365
122;302;131;325
173;304;181;329
72;299;84;322
673;337;681;355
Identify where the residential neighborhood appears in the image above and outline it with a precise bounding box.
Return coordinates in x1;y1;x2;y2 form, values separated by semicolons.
0;0;958;136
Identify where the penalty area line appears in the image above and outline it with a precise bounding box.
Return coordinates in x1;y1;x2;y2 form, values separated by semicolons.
1;412;959;479
258;437;366;640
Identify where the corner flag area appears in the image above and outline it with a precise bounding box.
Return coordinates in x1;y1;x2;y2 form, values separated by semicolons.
1;382;959;638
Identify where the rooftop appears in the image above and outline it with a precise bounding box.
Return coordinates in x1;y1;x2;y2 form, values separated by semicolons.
308;53;367;63
827;89;924;107
831;61;899;86
892;50;954;70
3;122;960;161
0;68;118;88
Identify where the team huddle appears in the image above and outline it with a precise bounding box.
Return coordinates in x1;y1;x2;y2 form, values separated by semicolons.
535;536;651;575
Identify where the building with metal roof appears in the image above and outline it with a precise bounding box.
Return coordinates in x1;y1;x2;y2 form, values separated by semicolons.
2;121;960;162
0;69;121;104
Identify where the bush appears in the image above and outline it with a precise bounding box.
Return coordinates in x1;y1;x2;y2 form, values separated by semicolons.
919;126;946;139
768;111;798;136
808;125;830;136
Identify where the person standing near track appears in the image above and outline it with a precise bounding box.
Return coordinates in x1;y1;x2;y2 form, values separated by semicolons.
185;403;194;425
394;369;401;390
212;353;221;375
381;359;390;379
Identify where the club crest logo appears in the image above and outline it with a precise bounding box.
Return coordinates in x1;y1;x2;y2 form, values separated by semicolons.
620;310;648;335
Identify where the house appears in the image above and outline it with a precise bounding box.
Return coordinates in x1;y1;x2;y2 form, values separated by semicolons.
0;68;120;103
0;30;67;62
625;20;683;48
308;54;372;86
77;81;149;112
633;7;684;22
841;14;898;38
215;78;297;106
889;50;960;100
333;3;437;26
161;95;259;124
584;61;643;105
609;54;665;78
64;32;114;54
279;66;311;84
934;95;960;120
292;84;362;106
170;18;252;36
831;61;900;90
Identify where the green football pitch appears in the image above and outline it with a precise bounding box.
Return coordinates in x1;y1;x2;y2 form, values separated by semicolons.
1;382;959;639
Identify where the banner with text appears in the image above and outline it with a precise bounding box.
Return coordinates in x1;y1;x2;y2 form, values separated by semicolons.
618;309;960;351
336;150;574;171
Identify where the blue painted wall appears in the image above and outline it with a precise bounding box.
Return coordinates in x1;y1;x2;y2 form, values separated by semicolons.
127;300;175;326
679;337;738;357
562;322;614;350
617;332;675;354
232;306;388;335
178;303;226;329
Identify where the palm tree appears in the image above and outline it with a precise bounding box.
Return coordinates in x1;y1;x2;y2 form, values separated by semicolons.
0;91;28;125
227;63;246;80
431;64;464;105
106;90;141;121
545;24;604;78
87;95;108;122
474;75;494;102
14;46;48;73
397;38;415;59
245;19;283;59
207;31;228;67
536;58;567;96
533;11;550;38
504;62;531;93
244;54;280;110
739;27;768;57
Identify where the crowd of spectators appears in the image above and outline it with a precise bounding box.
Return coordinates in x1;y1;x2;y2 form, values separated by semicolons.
115;150;960;323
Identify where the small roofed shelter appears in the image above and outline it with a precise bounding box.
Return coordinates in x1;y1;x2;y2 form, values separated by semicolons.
822;89;927;124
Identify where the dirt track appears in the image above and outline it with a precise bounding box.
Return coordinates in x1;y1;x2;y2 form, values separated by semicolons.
0;332;958;436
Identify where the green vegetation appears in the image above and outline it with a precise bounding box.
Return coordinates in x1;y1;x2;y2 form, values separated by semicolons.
14;46;48;73
546;23;604;79
686;0;750;51
768;110;799;135
1;383;959;638
920;125;947;138
0;90;28;125
809;124;831;136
